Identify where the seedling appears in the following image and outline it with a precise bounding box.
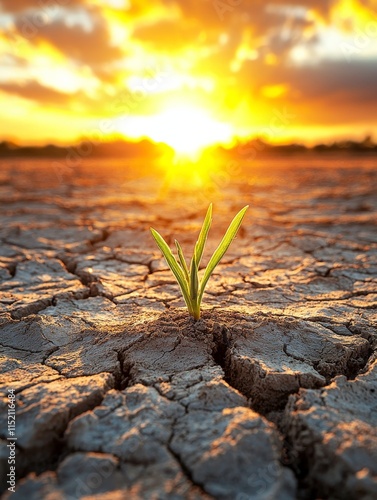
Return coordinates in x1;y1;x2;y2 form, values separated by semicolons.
150;204;249;320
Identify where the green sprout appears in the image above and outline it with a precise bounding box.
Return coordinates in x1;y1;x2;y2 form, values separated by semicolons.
150;204;249;320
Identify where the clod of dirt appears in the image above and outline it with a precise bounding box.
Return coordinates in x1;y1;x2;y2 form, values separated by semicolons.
282;358;377;499
0;373;113;480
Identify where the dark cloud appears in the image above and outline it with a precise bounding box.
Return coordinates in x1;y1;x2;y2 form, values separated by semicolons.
11;12;123;67
0;80;76;104
1;0;42;12
3;1;123;67
161;0;337;28
242;59;377;102
0;0;83;13
37;17;122;64
236;58;377;124
289;60;377;103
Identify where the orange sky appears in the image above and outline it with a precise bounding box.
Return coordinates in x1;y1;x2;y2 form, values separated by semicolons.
0;0;377;153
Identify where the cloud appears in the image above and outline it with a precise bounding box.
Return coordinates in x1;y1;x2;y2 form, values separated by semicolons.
0;80;78;104
2;1;124;70
244;58;377;102
0;0;84;13
236;57;377;124
0;0;376;141
290;60;377;103
162;0;337;29
128;0;338;77
12;14;123;66
1;0;42;12
132;19;201;52
0;0;354;71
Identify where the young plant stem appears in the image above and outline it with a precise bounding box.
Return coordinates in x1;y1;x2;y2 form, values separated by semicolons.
150;204;248;320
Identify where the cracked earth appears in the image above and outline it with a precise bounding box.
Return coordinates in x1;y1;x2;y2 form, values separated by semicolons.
0;158;376;500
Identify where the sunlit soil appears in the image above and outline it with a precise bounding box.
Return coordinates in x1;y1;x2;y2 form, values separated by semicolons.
0;154;376;499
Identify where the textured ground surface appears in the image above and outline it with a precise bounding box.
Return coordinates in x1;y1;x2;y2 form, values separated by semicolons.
0;157;376;499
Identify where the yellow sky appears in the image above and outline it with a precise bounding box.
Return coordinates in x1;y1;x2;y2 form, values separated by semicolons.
0;0;377;153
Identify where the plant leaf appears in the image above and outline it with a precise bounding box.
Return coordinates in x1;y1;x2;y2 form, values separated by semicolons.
198;205;249;304
150;228;193;314
190;257;200;319
190;257;199;301
194;203;212;267
175;240;190;283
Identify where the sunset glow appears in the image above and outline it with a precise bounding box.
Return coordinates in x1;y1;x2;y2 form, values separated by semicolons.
117;104;234;156
0;0;376;147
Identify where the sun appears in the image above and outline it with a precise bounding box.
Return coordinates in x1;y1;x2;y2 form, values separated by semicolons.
116;104;234;158
148;105;233;157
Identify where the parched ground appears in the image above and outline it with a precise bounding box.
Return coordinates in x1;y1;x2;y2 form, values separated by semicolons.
0;157;376;500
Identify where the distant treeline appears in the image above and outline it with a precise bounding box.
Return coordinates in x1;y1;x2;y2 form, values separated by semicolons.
0;139;173;159
0;135;376;159
215;136;377;159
